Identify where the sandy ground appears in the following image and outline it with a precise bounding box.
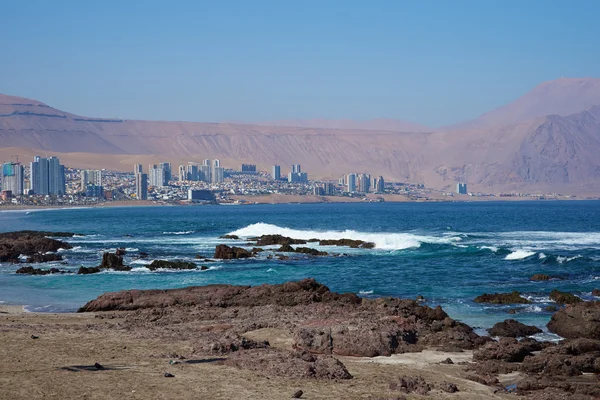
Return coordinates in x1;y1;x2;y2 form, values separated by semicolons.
0;305;520;400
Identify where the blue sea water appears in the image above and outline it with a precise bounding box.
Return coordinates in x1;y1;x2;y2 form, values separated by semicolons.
1;201;599;338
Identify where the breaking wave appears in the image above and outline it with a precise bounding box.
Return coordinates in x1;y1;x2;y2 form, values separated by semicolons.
228;223;462;250
505;250;536;260
163;231;195;235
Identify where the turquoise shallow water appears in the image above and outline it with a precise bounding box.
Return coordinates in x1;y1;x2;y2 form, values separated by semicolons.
1;201;599;338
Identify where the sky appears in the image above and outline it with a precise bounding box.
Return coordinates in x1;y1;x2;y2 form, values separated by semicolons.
1;0;599;127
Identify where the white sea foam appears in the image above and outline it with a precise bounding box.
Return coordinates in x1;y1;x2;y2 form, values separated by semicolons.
504;250;536;260
480;246;499;252
130;259;152;265
163;231;194;235
359;290;374;295
557;255;581;264
538;253;547;259
228;223;462;250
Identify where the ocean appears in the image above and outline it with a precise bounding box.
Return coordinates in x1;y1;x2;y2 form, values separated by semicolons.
1;201;599;339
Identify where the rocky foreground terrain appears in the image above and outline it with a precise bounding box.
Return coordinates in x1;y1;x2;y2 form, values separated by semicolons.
74;279;600;399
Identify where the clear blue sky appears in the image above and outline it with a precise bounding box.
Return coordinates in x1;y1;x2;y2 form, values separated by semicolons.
1;0;599;127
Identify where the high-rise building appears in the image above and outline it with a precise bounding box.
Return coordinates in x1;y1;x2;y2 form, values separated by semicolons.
200;165;211;183
347;174;357;192
358;174;371;193
149;164;169;187
241;164;256;173
136;173;148;200
213;159;220;168
186;163;199;181
81;170;102;189
272;165;281;180
30;156;65;195
203;159;211;167
212;167;224;183
134;164;143;175
292;164;301;174
287;171;308;183
457;183;468;194
375;176;385;193
323;182;334;196
1;162;24;195
178;165;186;182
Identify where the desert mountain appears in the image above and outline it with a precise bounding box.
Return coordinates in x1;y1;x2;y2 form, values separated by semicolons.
1;77;600;194
451;77;600;130
255;118;431;132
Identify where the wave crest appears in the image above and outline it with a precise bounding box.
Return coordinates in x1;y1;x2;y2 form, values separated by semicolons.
228;223;461;250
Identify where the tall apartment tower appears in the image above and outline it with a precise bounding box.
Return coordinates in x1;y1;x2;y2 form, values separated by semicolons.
186;163;199;181
1;162;24;195
200;159;212;183
213;159;220;168
375;176;385;193
347;173;357;193
30;156;65;195
134;164;143;175
81;170;102;188
292;164;301;174
136;173;148;200
272;165;281;180
212;166;224;183
159;162;172;182
178;165;186;182
457;183;468;194
357;174;370;193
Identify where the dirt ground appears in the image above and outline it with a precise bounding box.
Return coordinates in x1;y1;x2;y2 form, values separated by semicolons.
0;305;521;400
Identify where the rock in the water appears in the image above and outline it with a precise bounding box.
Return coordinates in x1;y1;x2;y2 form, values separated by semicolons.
147;260;197;271
592;289;600;297
16;266;69;275
488;319;542;338
277;244;295;252
25;253;64;263
0;231;74;263
544;305;558;312
115;248;126;256
549;289;582;305
99;252;130;271
77;266;101;275
473;291;531;304
293;247;328;256
200;265;208;271
219;234;239;240
319;239;375;248
254;235;307;246
547;301;600;339
530;274;550;281
138;252;149;258
213;244;252;259
440;357;454;364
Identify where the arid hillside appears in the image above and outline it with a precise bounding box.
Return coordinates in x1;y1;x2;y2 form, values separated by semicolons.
1;77;600;194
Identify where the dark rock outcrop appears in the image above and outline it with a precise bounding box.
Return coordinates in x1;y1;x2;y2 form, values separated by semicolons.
223;349;352;380
389;376;431;395
0;231;73;263
319;239;375;249
147;260;197;271
488;319;542;338
25;253;64;263
473;291;531;304
115;248;126;256
276;244;328;256
254;235;307;246
547;301;600;339
213;245;252;259
530;274;554;281
99;252;131;271
592;289;600;297
77;266;101;275
473;338;532;362
219;235;239;240
549;289;582;304
16;266;70;275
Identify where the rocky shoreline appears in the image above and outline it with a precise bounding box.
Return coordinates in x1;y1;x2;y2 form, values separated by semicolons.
77;278;600;399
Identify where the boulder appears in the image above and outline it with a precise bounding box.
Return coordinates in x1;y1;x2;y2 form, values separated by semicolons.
530;274;550;281
25;253;64;263
277;244;295;252
0;231;73;263
294;247;328;256
99;252;130;271
77;266;101;275
549;289;583;304
473;291;531;304
147;260;197;271
319;239;375;248
254;235;307;246
488;319;542;338
214;244;252;259
547;301;600;339
219;234;239;240
389;376;431;395
115;248;127;256
473;338;532;362
16;266;69;275
440;382;459;393
592;289;600;297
